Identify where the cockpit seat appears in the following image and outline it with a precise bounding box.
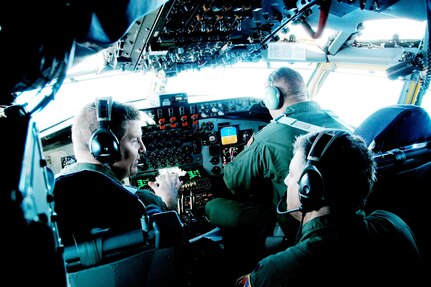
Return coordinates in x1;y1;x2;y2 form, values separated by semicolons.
53;170;147;247
354;104;431;152
63;229;181;287
53;170;189;286
353;104;431;270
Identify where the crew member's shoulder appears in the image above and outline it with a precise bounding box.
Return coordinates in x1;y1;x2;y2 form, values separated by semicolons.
253;121;298;141
365;209;412;231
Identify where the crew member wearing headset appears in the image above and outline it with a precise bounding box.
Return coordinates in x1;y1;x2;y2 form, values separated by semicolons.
205;67;352;279
53;99;181;246
235;129;424;286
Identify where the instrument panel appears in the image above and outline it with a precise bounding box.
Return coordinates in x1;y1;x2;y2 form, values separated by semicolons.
131;95;270;236
131;94;269;175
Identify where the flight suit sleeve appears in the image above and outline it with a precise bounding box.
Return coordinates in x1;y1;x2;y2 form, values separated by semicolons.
223;137;270;197
248;245;305;287
135;188;168;212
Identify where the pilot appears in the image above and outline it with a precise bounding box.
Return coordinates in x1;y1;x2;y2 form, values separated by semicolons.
53;100;182;246
235;129;424;286
205;67;352;277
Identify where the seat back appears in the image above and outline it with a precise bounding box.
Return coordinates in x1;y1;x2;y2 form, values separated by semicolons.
63;230;183;287
53;170;146;246
354;104;431;152
354;104;431;270
54;170;191;286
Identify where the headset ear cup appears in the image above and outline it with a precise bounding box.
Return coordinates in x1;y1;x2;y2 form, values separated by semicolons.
298;164;325;212
89;128;120;164
90;97;121;164
263;86;282;110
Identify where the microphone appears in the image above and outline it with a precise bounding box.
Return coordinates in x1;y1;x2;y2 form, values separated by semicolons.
276;191;302;215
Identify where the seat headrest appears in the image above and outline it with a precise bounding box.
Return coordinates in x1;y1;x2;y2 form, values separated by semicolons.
354;105;431;152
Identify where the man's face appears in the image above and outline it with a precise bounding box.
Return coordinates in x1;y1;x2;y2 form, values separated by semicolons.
111;120;146;180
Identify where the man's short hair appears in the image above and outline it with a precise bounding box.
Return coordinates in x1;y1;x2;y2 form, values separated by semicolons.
294;130;376;213
270;67;308;101
72;101;141;153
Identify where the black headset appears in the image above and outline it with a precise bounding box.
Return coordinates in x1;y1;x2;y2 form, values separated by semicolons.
262;72;283;110
297;129;348;212
89;97;120;164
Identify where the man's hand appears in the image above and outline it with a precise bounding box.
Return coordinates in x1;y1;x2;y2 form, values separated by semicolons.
148;168;184;210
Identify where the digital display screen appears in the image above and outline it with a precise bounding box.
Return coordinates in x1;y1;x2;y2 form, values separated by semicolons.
183;168;202;180
135;177;153;189
220;126;238;145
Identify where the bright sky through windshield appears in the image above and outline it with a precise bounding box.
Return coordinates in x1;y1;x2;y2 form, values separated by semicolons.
30;18;426;132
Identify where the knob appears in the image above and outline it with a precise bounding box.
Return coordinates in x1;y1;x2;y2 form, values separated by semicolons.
211;166;222;175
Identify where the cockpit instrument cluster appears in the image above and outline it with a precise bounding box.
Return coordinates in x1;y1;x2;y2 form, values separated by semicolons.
130;94;269;235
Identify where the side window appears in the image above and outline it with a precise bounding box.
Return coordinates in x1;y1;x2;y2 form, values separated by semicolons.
315;67;403;128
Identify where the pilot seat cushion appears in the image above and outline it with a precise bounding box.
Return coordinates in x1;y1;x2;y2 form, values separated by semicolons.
353;104;431;152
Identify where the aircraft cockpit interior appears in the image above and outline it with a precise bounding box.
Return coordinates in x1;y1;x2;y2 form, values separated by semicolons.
1;0;431;286
42;93;272;240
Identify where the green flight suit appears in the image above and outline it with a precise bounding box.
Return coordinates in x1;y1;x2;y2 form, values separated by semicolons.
205;101;352;276
244;210;423;287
